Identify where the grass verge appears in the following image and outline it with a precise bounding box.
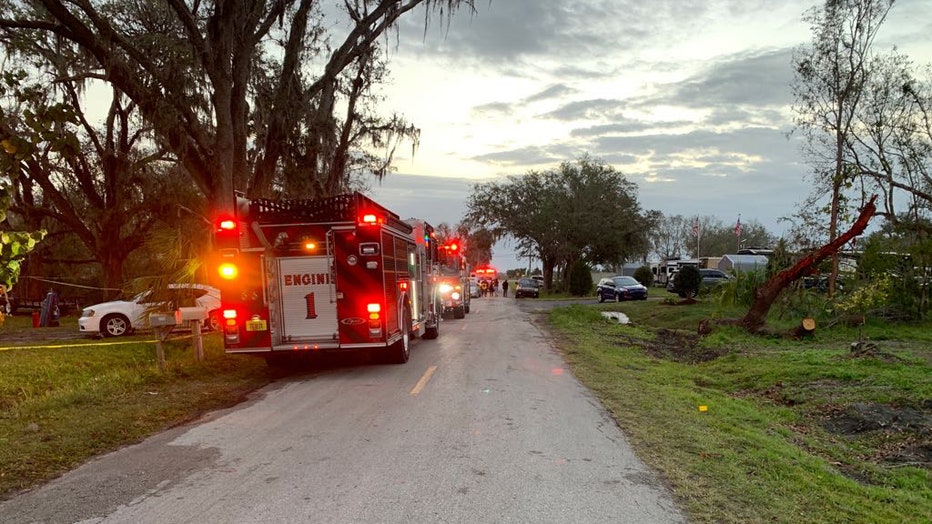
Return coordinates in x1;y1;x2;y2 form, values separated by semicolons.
0;315;269;498
549;300;931;523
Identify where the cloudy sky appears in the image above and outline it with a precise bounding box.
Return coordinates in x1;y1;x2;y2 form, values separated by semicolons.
362;0;932;270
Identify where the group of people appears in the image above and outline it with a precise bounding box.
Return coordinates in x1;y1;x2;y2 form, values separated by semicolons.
477;278;510;297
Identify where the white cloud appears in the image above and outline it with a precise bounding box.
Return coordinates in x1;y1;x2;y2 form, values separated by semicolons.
362;0;932;268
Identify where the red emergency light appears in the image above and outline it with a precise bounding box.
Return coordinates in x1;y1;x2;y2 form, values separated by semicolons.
359;213;384;226
367;302;382;338
217;218;236;232
218;261;239;280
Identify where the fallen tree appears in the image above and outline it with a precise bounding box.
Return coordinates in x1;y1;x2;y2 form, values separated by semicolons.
738;195;877;333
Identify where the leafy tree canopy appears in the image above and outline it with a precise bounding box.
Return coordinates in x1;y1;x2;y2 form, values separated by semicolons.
465;155;651;287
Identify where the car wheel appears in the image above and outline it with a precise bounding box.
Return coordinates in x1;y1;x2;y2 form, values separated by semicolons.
598;293;605;303
101;313;131;337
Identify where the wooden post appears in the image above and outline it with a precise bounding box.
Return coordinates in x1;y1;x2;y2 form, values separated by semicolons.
192;319;204;361
154;327;167;371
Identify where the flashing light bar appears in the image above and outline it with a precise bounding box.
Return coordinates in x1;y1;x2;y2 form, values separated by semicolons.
360;213;383;226
216;217;237;232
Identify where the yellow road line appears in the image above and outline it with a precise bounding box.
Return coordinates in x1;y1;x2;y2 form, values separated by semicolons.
409;365;438;396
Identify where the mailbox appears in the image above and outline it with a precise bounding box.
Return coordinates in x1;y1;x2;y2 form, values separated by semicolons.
149;311;181;327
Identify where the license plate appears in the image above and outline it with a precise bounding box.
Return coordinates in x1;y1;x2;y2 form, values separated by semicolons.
245;319;267;332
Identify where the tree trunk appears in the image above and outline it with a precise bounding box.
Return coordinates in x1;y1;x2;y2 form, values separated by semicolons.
740;195;877;333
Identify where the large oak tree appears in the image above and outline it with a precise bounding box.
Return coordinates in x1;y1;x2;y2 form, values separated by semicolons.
465;156;652;289
0;0;476;219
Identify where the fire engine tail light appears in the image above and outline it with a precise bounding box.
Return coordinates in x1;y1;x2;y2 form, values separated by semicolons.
222;309;240;344
367;302;382;337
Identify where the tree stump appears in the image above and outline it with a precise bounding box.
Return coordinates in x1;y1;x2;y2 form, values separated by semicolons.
790;317;816;339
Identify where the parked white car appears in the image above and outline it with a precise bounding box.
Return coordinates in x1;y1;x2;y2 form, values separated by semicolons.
78;284;221;337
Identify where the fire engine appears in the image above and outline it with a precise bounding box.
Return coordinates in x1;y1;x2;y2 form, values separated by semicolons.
436;240;470;318
212;192;442;364
471;266;498;295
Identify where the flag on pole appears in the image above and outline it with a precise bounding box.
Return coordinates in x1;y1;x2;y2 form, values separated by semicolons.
734;216;742;236
692;216;700;237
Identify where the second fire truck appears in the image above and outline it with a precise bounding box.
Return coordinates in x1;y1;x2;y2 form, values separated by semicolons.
213;192;443;365
436;240;470;319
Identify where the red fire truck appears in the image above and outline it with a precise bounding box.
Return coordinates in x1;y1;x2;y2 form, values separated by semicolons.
212;192;441;364
436;240;470;318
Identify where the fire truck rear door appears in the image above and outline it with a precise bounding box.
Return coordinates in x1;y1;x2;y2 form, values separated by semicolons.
277;256;337;340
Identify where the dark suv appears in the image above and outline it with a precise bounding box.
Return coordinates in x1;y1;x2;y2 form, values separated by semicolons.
514;278;540;298
597;276;648;302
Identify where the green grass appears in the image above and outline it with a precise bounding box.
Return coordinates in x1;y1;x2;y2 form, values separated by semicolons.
551;300;931;524
0;314;269;497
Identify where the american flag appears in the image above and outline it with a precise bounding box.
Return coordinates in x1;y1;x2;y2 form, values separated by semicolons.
734;216;741;236
692;217;700;236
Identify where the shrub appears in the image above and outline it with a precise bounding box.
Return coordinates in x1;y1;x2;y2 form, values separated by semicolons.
634;265;654;287
567;259;593;296
673;266;701;298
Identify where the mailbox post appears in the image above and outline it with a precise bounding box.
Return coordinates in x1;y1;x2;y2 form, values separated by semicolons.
149;311;180;371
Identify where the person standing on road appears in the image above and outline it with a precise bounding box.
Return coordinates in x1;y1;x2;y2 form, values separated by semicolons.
502;280;509;297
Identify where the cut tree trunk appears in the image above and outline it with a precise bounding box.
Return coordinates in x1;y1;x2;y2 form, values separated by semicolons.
790;317;817;338
740;195;877;333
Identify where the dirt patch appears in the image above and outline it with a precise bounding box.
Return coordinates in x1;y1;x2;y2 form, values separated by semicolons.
611;328;729;364
821;402;932;473
823;402;931;435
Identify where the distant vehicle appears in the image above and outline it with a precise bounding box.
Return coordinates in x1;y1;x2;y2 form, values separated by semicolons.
802;275;844;292
514;278;540;299
667;269;732;295
597;276;648;302
78;284;220;337
438;279;467;319
469;281;481;298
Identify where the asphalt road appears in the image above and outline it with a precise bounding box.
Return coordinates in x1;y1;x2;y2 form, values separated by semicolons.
1;295;685;524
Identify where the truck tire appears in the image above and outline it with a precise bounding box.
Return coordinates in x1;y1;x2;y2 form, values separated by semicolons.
453;305;465;319
389;307;412;364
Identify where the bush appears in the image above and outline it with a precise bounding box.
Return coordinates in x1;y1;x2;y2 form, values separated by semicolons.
634;265;654;287
673;266;701;298
567;259;593;296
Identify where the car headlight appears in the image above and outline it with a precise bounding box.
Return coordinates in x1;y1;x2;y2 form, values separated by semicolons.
81;309;95;318
451;292;461;300
439;283;453;294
